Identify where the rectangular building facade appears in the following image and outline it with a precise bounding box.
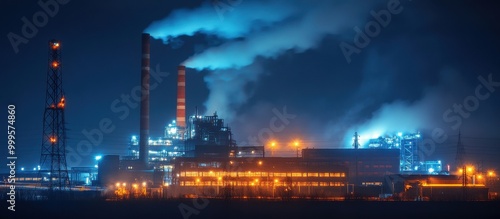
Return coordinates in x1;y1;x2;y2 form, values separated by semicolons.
170;157;348;198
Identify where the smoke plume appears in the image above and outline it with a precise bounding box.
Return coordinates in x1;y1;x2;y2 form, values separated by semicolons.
145;0;383;120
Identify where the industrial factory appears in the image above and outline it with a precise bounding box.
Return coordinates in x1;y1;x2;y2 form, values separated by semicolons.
92;33;497;201
3;33;498;202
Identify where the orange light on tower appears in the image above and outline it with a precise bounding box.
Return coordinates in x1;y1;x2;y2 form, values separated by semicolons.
57;96;66;109
52;61;59;68
50;136;57;143
51;42;60;50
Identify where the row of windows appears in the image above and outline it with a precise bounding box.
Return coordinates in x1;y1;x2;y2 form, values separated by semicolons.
180;171;346;178
180;181;345;187
7;177;42;181
363;165;393;169
361;182;383;186
182;161;345;168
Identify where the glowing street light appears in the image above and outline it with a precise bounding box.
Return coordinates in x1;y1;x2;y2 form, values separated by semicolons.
467;166;474;173
488;171;495;177
269;141;277;156
293;140;300;158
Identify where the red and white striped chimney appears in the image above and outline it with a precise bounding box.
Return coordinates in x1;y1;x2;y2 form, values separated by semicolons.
176;65;186;131
139;33;150;168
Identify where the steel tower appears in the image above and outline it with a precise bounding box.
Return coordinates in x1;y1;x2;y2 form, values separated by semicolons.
455;130;465;168
39;39;71;194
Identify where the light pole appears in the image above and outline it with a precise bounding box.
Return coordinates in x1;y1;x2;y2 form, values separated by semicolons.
271;141;276;157
293;140;300;158
273;179;278;199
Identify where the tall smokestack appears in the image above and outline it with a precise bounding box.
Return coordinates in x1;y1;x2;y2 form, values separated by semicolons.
177;65;186;134
139;33;150;168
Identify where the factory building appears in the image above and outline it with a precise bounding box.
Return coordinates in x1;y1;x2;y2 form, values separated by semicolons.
302;148;400;187
384;174;490;201
170;157;348;198
93;33;497;201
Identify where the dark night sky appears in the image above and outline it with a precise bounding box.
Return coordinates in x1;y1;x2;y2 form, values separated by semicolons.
1;0;500;172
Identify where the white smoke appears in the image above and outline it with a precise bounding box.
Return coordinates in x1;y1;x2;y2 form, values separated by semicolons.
338;67;470;148
145;0;384;121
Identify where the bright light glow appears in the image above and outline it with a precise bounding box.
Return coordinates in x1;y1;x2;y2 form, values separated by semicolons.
116;183;120;187
33;167;36;171
133;184;138;189
132;135;137;140
122;183;126;186
50;137;57;143
270;141;276;147
164;183;169;186
21;167;24;171
52;42;60;50
57;97;65;108
258;161;262;165
488;171;495;177
428;168;435;173
467;166;474;172
94;164;98;168
477;175;482;179
274;179;278;183
95;155;102;161
372;133;380;139
416;134;421;138
293;140;300;147
218;177;222;181
397;132;403;137
196;179;200;182
37;165;40;170
52;61;59;68
142;182;147;187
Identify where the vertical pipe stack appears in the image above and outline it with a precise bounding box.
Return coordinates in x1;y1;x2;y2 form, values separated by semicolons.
177;65;186;136
139;33;150;168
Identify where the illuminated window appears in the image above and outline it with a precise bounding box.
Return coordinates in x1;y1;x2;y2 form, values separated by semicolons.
292;173;302;177
319;172;329;177
185;172;199;177
329;173;340;177
308;173;319;177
